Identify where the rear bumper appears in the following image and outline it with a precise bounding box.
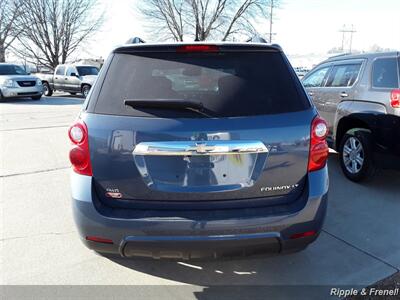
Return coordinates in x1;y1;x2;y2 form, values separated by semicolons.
71;167;329;259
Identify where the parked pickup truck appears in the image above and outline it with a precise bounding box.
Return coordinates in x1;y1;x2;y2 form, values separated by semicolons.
36;64;99;97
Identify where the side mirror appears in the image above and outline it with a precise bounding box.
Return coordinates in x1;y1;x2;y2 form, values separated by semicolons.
70;72;78;77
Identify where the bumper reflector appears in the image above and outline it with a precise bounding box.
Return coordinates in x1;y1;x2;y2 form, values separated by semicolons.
290;230;317;239
86;236;114;244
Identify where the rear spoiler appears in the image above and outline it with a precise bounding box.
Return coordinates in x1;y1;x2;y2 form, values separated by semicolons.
118;35;282;53
114;44;282;54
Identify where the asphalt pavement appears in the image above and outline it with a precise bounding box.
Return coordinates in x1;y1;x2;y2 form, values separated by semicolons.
1;95;400;299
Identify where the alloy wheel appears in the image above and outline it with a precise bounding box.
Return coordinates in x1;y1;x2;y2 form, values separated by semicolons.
342;136;364;174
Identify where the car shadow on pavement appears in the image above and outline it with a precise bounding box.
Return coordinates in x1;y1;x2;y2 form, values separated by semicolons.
107;253;324;299
107;253;279;286
1;96;84;105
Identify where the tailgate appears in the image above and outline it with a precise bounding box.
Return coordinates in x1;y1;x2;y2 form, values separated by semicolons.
85;109;313;203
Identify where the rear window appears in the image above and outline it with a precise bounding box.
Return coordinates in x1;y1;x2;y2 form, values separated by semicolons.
372;57;399;88
94;51;309;118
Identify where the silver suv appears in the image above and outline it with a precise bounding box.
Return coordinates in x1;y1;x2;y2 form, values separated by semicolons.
303;52;400;181
0;64;43;101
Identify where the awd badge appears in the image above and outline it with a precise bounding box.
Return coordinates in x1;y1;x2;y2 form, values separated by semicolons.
105;188;122;199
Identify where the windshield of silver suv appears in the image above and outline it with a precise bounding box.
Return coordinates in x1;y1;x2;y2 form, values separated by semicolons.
0;64;28;76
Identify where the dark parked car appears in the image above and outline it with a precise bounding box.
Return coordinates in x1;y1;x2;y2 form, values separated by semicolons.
69;41;329;259
303;52;400;181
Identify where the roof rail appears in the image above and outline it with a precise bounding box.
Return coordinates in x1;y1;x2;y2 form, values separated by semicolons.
328;52;351;59
126;37;145;44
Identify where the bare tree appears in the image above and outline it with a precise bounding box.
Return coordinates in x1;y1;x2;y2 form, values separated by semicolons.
139;0;186;41
12;0;104;69
0;0;22;62
139;0;275;42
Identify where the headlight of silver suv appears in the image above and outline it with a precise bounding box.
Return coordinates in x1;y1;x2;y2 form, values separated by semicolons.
0;79;16;88
36;78;42;86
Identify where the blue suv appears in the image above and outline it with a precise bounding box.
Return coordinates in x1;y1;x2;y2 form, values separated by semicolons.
69;41;329;259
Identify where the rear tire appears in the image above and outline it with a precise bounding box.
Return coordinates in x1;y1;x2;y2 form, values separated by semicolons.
339;130;376;182
43;82;53;96
82;85;91;98
31;95;42;100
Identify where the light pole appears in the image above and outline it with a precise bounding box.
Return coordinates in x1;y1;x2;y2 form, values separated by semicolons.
269;0;274;43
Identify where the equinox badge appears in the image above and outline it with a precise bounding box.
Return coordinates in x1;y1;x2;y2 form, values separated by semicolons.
261;184;299;192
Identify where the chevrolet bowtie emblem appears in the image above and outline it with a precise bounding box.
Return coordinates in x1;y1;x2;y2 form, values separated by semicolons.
193;143;216;154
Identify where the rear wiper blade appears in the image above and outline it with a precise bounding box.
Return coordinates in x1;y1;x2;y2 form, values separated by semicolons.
124;99;215;118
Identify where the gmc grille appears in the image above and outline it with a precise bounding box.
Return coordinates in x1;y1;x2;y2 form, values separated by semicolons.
17;81;36;87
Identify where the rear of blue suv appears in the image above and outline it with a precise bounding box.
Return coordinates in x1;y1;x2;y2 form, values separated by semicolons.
69;42;329;259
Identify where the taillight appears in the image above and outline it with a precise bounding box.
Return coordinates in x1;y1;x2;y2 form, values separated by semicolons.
176;45;219;53
68;121;92;176
391;89;400;108
308;116;329;172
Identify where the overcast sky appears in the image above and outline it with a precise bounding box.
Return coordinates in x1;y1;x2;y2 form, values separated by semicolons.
91;0;400;59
